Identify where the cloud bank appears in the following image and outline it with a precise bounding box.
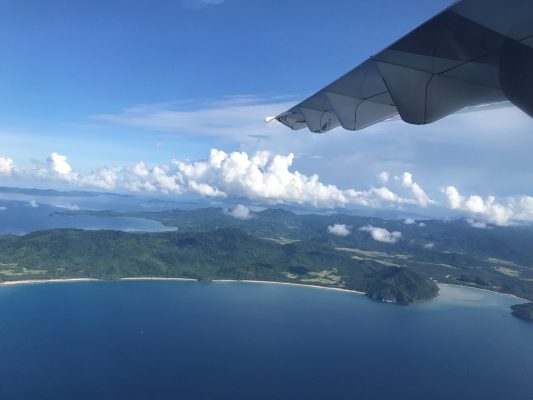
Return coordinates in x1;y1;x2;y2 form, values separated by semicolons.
2;148;533;226
443;186;533;225
15;149;434;209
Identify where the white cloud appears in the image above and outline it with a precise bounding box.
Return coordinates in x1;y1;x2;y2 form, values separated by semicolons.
48;152;74;177
424;242;434;248
359;225;402;243
226;204;251;220
328;224;351;237
92;96;295;143
52;203;80;211
4;148;533;226
378;171;389;184
28;200;39;208
0;156;14;175
404;218;416;225
443;186;462;209
0;206;6;211
398;172;432;207
418;222;426;227
467;219;488;229
443;185;532;226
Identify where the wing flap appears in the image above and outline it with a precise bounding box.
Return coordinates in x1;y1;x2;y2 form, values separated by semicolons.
274;0;533;132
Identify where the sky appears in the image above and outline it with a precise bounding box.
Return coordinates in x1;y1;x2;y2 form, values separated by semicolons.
1;0;533;225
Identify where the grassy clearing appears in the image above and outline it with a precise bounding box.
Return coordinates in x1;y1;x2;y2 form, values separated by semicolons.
260;237;300;245
495;267;521;277
487;257;521;268
414;261;457;269
301;269;344;287
335;247;410;259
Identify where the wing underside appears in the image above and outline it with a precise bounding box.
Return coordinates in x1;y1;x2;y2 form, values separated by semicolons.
275;0;533;133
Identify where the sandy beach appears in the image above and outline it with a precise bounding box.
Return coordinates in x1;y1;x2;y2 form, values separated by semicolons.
0;278;99;286
0;277;528;303
120;277;197;282
0;276;365;295
213;279;366;295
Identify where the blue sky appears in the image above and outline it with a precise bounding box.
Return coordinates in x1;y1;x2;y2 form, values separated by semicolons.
1;0;533;225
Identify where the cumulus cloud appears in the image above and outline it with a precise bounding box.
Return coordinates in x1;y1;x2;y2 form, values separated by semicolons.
424;242;434;248
404;218;416;225
0;156;14;175
3;148;533;226
359;225;402;243
14;149;404;208
398;172;432;207
442;185;532;226
378;171;389;184
328;224;351;237
28;200;39;208
444;186;462;209
226;204;251;220
48;153;73;176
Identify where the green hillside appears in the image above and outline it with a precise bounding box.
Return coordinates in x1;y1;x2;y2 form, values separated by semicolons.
0;228;438;303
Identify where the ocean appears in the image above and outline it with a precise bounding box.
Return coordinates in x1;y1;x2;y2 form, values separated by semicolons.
0;281;532;400
0;200;175;234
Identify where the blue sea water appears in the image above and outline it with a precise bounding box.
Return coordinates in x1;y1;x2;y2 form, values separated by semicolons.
0;281;532;400
0;200;175;234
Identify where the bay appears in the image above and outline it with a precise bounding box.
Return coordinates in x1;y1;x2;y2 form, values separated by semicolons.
0;281;532;400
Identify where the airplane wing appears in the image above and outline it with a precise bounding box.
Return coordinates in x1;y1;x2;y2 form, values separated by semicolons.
274;0;533;133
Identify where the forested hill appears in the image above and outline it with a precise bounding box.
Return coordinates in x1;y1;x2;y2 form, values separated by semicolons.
0;228;438;304
60;207;533;267
54;207;533;302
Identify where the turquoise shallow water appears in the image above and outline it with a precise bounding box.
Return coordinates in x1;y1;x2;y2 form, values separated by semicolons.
0;281;532;400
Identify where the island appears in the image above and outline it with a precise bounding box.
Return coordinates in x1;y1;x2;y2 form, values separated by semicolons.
511;303;533;322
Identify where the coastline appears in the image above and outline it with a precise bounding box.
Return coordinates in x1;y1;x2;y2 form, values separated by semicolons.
0;277;529;304
0;278;99;286
213;279;366;295
0;276;365;295
120;277;197;282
